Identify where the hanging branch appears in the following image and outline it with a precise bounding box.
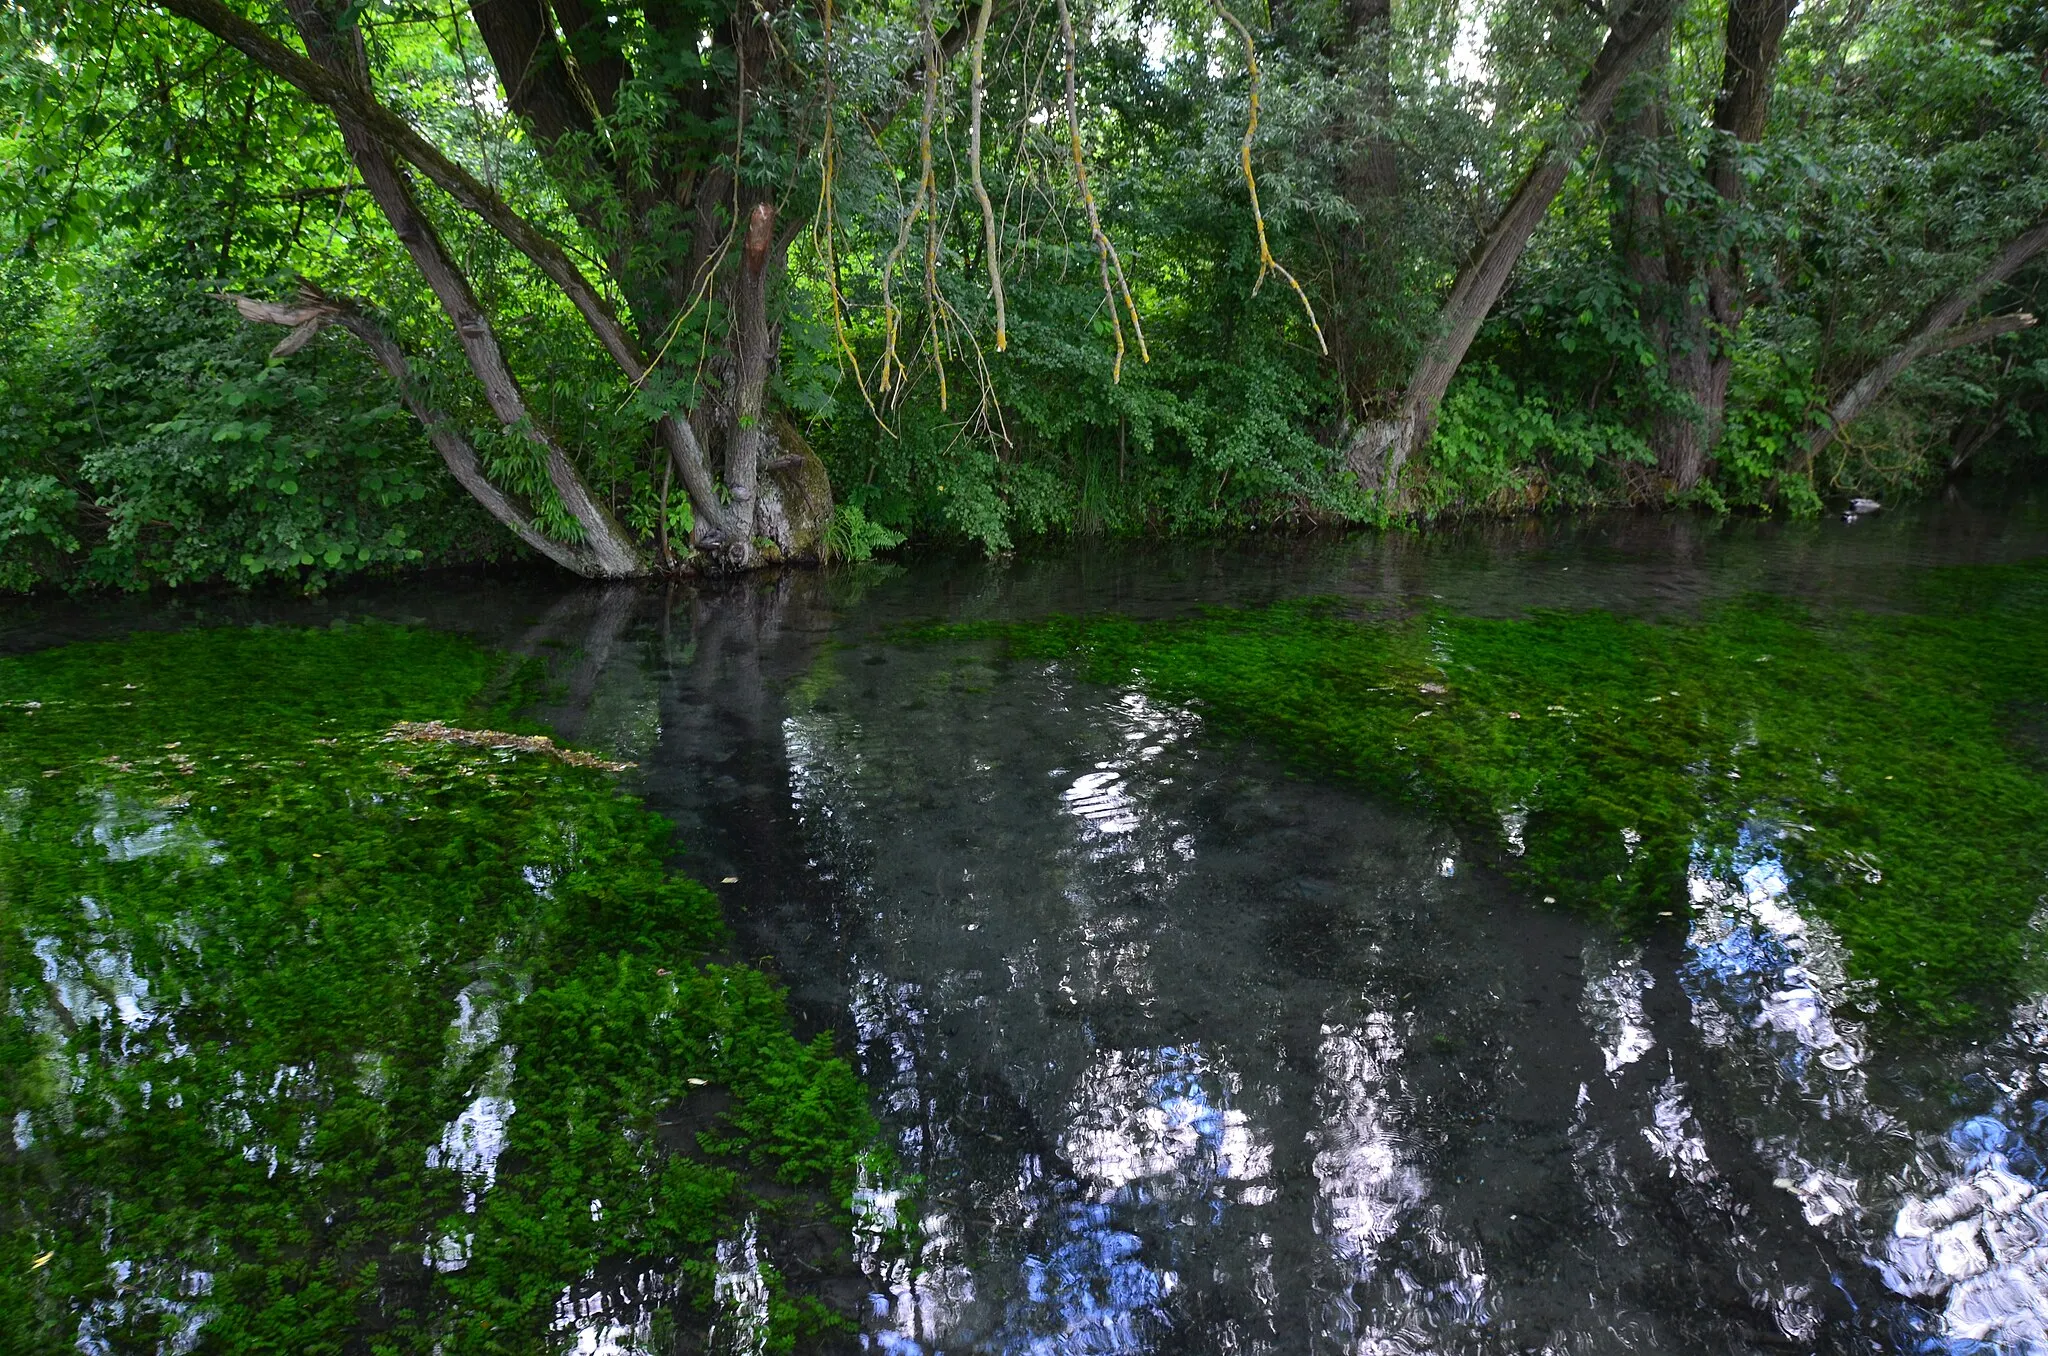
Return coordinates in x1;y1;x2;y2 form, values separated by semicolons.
1054;0;1147;382
922;3;950;409
1208;0;1325;354
968;0;1008;351
811;0;885;426
880;0;944;393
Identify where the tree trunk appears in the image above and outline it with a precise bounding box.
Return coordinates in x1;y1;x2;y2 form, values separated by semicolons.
1347;0;1679;491
279;0;643;576
156;0;743;551
1327;0;1403;417
1608;36;1717;494
1798;219;2045;472
1656;0;1793;492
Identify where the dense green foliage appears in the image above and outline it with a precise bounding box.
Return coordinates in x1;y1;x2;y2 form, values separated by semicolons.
1;0;2045;584
943;558;2048;1028
0;625;871;1351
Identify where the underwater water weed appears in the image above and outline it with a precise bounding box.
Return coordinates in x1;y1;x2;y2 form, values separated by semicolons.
0;625;869;1353
948;559;2048;1029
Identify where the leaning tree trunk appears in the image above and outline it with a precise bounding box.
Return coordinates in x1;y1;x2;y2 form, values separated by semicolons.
220;287;595;573
1796;214;2048;473
277;0;642;575
156;0;745;554
1347;0;1679;491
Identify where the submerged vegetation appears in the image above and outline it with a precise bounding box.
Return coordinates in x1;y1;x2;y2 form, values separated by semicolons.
0;625;870;1352
941;557;2048;1028
2;0;2046;587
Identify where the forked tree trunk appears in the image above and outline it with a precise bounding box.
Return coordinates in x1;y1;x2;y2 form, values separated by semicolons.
278;0;643;575
1347;0;1679;491
157;0;744;553
1798;216;2048;472
1652;0;1793;493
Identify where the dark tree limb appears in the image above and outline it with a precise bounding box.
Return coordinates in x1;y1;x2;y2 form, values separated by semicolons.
280;0;642;576
217;288;600;574
1349;0;1680;489
1800;217;2048;470
152;0;743;544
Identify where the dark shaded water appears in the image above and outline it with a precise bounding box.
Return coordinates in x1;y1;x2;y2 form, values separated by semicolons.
10;492;2048;1353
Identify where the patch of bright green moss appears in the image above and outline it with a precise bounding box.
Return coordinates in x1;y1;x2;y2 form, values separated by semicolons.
0;625;870;1354
947;560;2048;1030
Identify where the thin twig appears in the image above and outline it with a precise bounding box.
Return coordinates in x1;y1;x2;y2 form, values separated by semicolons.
1054;0;1147;381
1208;0;1326;353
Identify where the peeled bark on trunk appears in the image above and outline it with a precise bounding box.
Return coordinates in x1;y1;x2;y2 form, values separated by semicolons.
723;203;779;548
1348;0;1678;490
218;289;602;574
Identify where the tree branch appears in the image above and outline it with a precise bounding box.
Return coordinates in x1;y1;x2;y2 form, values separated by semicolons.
152;0;743;543
1800;216;2048;471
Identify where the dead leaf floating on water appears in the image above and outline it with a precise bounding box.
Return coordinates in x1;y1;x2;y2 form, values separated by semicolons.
382;721;635;772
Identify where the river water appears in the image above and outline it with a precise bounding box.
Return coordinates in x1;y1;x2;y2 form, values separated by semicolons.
8;491;2048;1354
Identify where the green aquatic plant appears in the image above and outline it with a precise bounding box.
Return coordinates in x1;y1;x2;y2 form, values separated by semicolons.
947;560;2048;1029
0;624;870;1353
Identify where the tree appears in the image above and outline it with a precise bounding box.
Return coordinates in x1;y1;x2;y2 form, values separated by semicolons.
1614;0;1795;494
1344;0;1681;492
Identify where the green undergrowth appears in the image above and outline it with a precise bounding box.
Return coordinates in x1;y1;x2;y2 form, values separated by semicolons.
0;625;871;1353
935;560;2048;1030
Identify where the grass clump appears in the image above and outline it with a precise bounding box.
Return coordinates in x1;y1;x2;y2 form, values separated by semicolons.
0;624;870;1354
956;559;2048;1030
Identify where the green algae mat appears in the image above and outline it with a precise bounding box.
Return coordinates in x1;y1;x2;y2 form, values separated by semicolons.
937;557;2048;1031
0;625;868;1353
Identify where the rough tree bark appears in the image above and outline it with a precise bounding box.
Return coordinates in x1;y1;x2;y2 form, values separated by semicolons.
1325;0;1402;419
1346;0;1680;492
1619;0;1794;494
1798;214;2048;472
276;0;642;576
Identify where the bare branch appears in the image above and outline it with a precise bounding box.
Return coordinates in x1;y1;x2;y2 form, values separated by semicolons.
1055;0;1147;382
1800;216;2048;471
968;0;1007;352
1209;0;1326;354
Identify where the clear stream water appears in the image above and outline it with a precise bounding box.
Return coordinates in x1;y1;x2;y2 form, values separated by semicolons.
9;490;2048;1354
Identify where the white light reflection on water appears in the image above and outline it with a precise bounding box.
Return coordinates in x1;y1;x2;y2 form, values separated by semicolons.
1680;826;2048;1352
549;1267;681;1356
74;1259;213;1356
773;641;2048;1351
1879;995;2048;1355
1311;1017;1425;1276
1580;941;1656;1077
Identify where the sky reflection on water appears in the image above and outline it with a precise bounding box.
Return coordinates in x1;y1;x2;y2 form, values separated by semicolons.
12;498;2048;1352
748;624;2048;1354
